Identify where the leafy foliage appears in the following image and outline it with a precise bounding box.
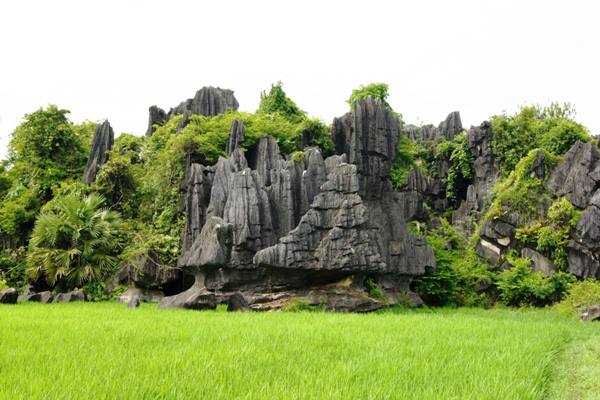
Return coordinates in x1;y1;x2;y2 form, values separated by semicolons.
491;104;590;176
554;279;600;315
444;133;473;202
390;136;429;190
257;81;306;121
411;219;494;307
347;83;390;109
496;253;575;307
26;193;123;289
365;277;386;302
486;149;560;224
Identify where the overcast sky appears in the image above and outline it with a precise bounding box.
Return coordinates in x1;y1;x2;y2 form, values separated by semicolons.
1;0;599;159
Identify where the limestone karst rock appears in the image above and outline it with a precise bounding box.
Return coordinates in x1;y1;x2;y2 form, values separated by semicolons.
405;111;463;142
144;87;240;136
145;105;167;137
226;119;245;154
82;120;114;184
159;97;435;311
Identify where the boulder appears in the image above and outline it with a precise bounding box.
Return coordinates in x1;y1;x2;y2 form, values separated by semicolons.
580;305;600;321
0;288;18;304
83;120;114;184
145;105;167;137
227;292;250;312
521;248;558;276
53;289;86;303
18;291;54;303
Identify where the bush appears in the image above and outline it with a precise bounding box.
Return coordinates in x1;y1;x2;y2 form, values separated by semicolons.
554;279;600;315
257;81;306;122
26;193;123;289
390;136;429;190
411;219;494;307
365;277;386;302
491;104;591;176
83;281;127;302
445;133;473;202
347;83;390;109
496;254;575;307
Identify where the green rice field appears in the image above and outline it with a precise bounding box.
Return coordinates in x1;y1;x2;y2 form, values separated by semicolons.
0;304;598;399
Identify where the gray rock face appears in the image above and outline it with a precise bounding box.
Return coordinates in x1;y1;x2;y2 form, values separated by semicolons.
521;248;558;276
548;141;600;209
145;105;167;137
405;111;463;142
53;289;85;303
83;120;114;184
331;97;400;199
170;87;239;118
117;287;164;304
226;120;245;154
127;297;141;308
171;96;434;311
0;288;18;304
453;121;499;232
568;190;600;279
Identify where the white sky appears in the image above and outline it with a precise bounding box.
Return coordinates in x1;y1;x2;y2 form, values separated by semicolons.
1;0;599;159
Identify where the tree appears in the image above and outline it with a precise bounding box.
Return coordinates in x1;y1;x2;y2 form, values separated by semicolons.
257;81;306;121
26;193;123;289
347;83;390;109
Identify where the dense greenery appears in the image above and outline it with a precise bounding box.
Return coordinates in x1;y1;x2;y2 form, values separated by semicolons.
26;193;123;289
347;82;390;109
257;81;306;121
411;219;493;307
496;253;575;307
491;103;590;176
2;304;598;399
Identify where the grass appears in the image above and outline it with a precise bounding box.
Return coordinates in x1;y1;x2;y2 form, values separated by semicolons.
0;304;598;399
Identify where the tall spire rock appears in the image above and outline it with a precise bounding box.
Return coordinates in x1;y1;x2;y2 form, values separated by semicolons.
226;119;245;154
145;105;167;137
82;120;114;184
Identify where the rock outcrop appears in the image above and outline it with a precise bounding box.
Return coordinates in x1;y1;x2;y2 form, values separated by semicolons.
83;120;114;184
405;111;463;142
145;105;167;137
160;97;435;311
548;141;600;209
226;120;245;154
144;87;239;136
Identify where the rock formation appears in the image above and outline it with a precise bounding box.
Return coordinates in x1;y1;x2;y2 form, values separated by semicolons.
159;97;435;311
82;120;114;184
143;87;240;137
145;105;167;137
226;120;245;154
405;111;462;142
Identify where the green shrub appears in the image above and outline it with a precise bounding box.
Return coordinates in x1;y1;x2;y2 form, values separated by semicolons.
283;298;323;312
26;193;123;289
0;275;8;290
514;197;580;270
486;149;559;224
554;279;600;315
412;219;494;307
83;282;127;302
390;136;429;190
496;254;575;307
445;133;473;202
257;81;306;122
365;277;386;301
347;83;390;109
491;104;591;176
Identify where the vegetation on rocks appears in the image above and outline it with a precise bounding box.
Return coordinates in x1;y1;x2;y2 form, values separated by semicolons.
347;82;390;109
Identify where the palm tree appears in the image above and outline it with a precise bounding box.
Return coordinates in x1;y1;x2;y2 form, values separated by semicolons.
27;193;122;288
